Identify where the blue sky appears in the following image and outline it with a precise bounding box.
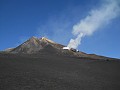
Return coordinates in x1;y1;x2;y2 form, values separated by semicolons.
0;0;120;58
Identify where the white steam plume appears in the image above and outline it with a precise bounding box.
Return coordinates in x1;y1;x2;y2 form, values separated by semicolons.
68;0;120;49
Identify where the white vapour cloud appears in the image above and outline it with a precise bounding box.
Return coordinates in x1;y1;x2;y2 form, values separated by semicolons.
67;33;84;49
68;0;120;49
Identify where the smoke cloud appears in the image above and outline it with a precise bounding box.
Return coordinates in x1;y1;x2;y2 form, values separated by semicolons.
68;0;120;49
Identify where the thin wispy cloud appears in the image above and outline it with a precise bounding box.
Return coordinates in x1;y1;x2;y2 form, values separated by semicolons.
36;18;71;44
36;4;93;45
36;11;75;44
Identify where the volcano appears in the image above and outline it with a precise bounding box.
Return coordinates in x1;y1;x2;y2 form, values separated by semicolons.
6;37;64;54
0;37;120;90
3;36;117;60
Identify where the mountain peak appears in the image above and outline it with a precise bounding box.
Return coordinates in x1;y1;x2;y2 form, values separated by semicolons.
40;37;56;44
2;36;116;60
7;36;64;54
31;36;37;38
29;36;38;41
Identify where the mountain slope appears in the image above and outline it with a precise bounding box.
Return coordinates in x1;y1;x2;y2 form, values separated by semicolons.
3;36;118;60
0;37;119;90
10;37;64;54
0;50;120;90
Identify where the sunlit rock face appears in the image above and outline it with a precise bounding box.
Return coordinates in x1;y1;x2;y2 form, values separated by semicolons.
9;37;64;54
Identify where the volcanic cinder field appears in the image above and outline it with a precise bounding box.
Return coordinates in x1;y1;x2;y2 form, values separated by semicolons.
0;52;120;90
0;37;120;90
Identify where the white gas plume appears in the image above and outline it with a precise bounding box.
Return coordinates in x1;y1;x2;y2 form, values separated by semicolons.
68;0;120;49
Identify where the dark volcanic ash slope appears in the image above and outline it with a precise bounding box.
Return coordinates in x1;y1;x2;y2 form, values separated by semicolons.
0;49;120;90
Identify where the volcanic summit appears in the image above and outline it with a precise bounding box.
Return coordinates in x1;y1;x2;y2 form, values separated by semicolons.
7;37;64;54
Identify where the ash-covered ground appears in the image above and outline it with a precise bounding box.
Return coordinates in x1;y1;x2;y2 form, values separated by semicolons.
0;52;120;90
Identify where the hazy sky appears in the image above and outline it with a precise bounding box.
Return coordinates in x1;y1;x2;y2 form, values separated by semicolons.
0;0;120;58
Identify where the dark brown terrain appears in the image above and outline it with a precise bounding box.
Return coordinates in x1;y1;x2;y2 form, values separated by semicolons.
0;37;120;90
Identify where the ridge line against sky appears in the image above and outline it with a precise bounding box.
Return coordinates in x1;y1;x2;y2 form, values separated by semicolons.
0;0;120;58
